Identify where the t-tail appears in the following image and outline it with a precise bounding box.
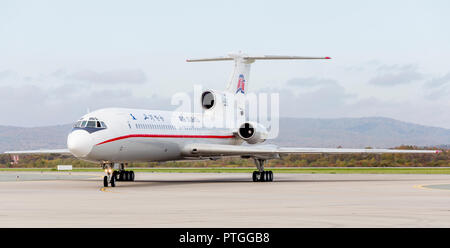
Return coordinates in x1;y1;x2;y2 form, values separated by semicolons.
186;51;331;95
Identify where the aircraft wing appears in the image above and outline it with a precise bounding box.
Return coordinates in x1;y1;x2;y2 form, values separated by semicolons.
4;149;72;155
181;143;441;158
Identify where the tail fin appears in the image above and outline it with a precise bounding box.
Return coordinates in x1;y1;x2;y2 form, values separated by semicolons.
187;51;331;95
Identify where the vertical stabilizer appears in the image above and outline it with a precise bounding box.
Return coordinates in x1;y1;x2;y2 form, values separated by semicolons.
225;52;254;95
186;52;331;117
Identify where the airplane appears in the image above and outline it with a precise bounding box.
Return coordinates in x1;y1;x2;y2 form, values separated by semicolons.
4;52;441;187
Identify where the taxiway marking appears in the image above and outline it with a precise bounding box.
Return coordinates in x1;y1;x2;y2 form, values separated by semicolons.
414;183;450;191
100;187;121;193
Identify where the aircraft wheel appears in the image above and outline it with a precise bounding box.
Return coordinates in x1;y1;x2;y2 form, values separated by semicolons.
112;171;118;181
103;176;108;187
110;176;116;187
252;171;257;182
260;171;266;182
269;171;273;182
130;171;135;181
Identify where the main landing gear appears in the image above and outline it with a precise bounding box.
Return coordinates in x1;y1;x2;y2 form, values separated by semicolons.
102;163;135;187
252;158;273;182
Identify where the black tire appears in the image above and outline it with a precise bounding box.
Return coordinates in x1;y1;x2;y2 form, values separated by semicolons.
269;171;273;182
125;171;130;181
103;176;108;187
252;171;257;182
119;171;124;181
130;171;135;181
110;176;116;187
260;171;265;182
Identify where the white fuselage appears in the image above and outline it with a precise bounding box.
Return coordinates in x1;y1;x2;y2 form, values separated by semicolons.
67;108;242;163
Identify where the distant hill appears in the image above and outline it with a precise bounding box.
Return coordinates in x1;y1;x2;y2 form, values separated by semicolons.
0;124;72;153
273;117;450;148
0;117;449;152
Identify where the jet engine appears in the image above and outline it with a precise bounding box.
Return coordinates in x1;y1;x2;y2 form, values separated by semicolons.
237;122;268;144
201;90;217;110
201;90;234;111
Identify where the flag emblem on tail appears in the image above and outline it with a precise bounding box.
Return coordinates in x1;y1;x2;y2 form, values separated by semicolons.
236;74;245;94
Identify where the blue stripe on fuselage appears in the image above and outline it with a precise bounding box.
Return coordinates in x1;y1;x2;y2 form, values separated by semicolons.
71;127;106;134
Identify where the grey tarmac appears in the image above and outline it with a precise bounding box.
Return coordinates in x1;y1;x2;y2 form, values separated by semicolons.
1;171;450;227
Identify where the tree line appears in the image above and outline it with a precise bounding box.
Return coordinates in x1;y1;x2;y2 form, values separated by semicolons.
0;146;448;168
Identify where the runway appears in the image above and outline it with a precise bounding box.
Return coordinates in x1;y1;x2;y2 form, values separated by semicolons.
1;171;450;227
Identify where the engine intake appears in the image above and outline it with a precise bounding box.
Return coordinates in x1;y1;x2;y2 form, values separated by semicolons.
201;91;216;110
237;122;268;144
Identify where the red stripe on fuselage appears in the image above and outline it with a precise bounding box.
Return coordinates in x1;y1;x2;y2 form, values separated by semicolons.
96;134;235;146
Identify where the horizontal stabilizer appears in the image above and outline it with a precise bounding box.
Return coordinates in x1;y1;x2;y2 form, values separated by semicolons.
186;57;233;62
187;54;331;62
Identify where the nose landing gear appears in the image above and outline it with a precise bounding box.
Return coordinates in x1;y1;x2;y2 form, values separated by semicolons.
252;158;273;182
102;163;135;187
102;163;115;187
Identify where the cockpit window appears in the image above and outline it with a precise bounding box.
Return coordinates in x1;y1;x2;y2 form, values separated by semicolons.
73;117;107;130
86;121;96;128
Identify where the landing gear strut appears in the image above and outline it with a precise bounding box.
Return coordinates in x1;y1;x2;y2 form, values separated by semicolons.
252;158;273;182
102;163;135;187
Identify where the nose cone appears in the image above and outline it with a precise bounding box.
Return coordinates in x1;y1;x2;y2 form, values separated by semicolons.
67;130;94;157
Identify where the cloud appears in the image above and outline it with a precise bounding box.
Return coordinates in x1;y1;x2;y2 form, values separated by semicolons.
425;72;450;88
67;69;148;84
0;84;172;127
423;72;450;100
0;70;16;80
255;76;450;129
368;64;423;86
287;77;337;87
260;80;356;118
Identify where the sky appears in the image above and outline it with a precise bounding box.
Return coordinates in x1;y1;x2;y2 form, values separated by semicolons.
0;0;449;128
